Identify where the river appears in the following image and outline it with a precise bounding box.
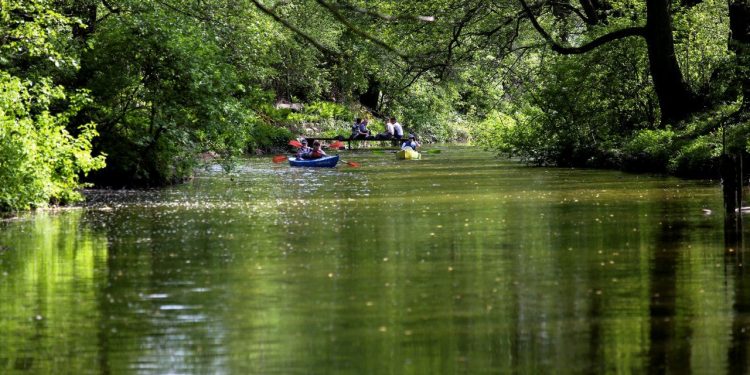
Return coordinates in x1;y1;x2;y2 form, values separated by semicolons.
0;146;745;374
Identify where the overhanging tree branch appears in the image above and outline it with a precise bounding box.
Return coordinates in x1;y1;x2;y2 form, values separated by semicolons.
549;1;592;24
250;0;340;58
101;0;121;14
440;3;484;78
519;0;645;54
328;2;435;22
315;0;409;60
154;0;214;23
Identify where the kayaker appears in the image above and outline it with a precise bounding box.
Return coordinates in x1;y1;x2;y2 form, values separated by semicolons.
401;134;420;151
309;140;327;159
296;139;312;159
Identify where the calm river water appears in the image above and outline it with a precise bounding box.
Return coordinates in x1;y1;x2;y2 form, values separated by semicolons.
0;146;746;374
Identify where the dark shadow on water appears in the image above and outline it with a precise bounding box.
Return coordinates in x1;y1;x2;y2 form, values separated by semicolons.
648;203;692;374
726;211;749;374
588;286;604;373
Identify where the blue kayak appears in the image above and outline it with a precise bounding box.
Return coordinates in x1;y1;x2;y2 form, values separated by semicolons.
288;155;339;167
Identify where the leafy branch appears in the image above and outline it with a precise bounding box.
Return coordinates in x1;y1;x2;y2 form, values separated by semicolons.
249;0;341;58
519;0;645;54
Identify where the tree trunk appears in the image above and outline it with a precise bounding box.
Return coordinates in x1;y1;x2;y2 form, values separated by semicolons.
722;153;743;249
644;0;699;124
70;3;97;41
520;0;701;125
64;2;98;90
722;153;743;213
729;0;750;110
360;76;382;113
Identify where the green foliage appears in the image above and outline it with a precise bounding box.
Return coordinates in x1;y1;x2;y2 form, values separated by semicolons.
0;0;79;74
672;0;733;96
82;2;257;186
621;105;737;175
622;129;678;172
286;101;355;124
0;73;105;212
719;109;750;153
0;0;743;210
0;0;104;213
303;101;353;120
472;111;526;156
280;101;357;138
669;135;721;177
528;39;656;165
389;80;466;142
247;122;293;152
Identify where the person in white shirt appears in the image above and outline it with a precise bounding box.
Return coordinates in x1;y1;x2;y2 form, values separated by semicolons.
377;118;395;139
391;117;404;140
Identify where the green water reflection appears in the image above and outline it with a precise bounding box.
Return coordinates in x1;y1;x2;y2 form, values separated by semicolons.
1;146;747;374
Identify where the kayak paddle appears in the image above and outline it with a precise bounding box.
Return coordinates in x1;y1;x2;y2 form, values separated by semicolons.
329;140;345;149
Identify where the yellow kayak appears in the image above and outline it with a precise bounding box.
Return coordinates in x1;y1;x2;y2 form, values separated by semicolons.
396;149;421;160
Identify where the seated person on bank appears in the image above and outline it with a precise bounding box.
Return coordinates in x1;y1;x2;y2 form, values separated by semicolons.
401;134;420;150
309;140;327;159
354;119;371;139
349;118;362;140
376;118;395;139
391;117;404;140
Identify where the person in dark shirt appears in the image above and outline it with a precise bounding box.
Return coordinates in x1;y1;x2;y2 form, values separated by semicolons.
295;139;312;159
401;134;420;151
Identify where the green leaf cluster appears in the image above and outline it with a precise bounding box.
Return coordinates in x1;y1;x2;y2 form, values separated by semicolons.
0;73;104;212
0;0;105;213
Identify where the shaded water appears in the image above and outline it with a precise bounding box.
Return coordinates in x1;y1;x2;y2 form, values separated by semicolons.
0;146;746;374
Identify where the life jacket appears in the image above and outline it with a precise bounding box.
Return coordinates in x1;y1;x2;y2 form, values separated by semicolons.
310;149;324;159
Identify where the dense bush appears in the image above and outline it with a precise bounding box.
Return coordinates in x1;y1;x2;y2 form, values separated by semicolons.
81;4;256;186
247;122;293;152
286;101;357;138
389;81;464;142
0;73;105;212
621;129;678;172
717;109;750;153
302;101;354;120
669;135;722;177
473;111;527;157
0;0;105;213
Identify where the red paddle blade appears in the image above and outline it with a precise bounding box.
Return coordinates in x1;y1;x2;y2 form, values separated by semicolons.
329;141;344;149
345;160;360;167
288;140;302;148
272;155;287;163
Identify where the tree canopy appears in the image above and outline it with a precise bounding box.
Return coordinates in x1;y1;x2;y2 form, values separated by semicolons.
1;0;748;212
